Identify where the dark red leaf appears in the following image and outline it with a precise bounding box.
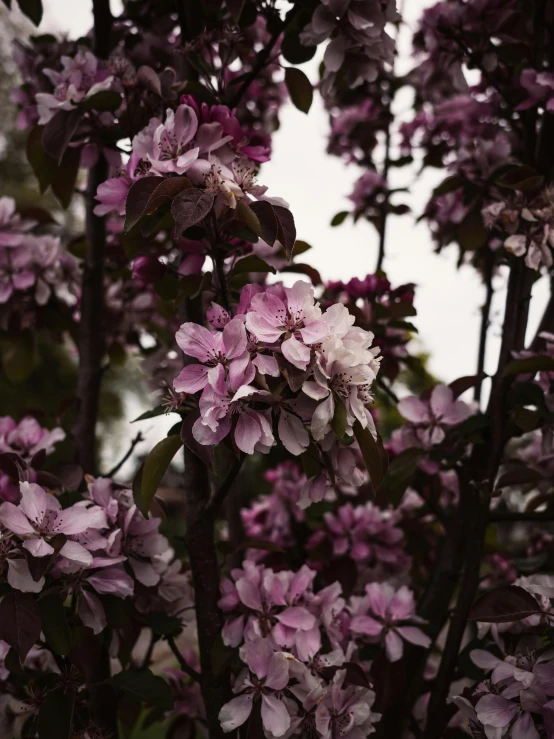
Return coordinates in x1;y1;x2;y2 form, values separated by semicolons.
250;200;278;246
51;145;82;209
449;374;486;399
343;662;372;689
171;189;214;235
144;176;193;216
0;592;41;659
273;205;297;259
468;585;543;623
124;177;163;232
42;109;82;164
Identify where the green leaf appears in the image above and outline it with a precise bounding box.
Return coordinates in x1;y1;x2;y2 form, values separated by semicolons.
503;355;554;377
38;688;74;739
26;125;51;193
285;68;313;114
381;449;422;506
18;0;42;25
290;240;312;257
281;33;317;64
108;669;174;711
2;331;36;384
331;211;348;227
133;435;183;516
456;208;488;252
496;165;544;194
39;595;71;655
331;399;348;440
132;406;167;423
51;145;81;209
232;255;276;276
235;199;262;237
81;90;122;111
149;612;182;637
432;175;463;198
353;421;388;489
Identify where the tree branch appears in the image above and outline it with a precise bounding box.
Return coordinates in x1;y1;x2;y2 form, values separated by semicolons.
72;0;112;475
204;456;244;517
167;635;201;682
474;252;494;404
105;432;143;478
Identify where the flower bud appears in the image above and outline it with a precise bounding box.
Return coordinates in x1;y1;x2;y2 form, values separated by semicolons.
132;256;166;284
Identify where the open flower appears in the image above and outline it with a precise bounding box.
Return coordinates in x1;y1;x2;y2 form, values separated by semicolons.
173;318;251;395
245;281;328;370
0;482;106;565
219;637;291;736
397;384;472;447
350;582;430;661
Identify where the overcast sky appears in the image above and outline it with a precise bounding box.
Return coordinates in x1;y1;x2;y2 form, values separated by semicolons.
23;0;549;469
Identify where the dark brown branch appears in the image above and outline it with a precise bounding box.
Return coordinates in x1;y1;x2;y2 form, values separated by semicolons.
72;0;113;475
105;432;143;478
489;510;554;522
204;456;244;516
530;276;554;350
184;443;229;739
423;493;488;739
474;252;494;403
167;635;201;682
227;28;282;109
92;0;113;59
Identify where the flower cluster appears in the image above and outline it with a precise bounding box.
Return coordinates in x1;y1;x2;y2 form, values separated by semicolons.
218;561;383;736
174;281;381;484
454;648;554;737
324;274;415;383
393;384;473;456
0;477;191;633
307;501;411;581
300;0;399;100
483;189;554;271
241;462;307;558
0;415;65;503
0;197;79;314
34;48;115;125
95;97;273;218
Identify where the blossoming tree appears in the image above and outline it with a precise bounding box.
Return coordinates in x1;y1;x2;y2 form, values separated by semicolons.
0;0;553;737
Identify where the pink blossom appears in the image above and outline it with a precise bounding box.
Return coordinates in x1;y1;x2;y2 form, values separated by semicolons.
245;281;328;370
35;49;114;124
173;318;251;395
146;105;200;175
314;668;381;739
219;637;291;735
397;384;472;447
0;482;106;566
0;197;34;248
350;583;430;661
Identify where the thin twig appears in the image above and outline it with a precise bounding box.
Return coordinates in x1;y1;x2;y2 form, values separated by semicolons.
167;636;201;682
106;432;144;478
489;510;554;523
377;378;399;404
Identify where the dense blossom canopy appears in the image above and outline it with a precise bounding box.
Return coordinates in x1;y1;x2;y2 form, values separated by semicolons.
0;0;553;738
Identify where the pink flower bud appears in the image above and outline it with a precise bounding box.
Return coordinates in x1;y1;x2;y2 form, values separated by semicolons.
131;256;166;284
